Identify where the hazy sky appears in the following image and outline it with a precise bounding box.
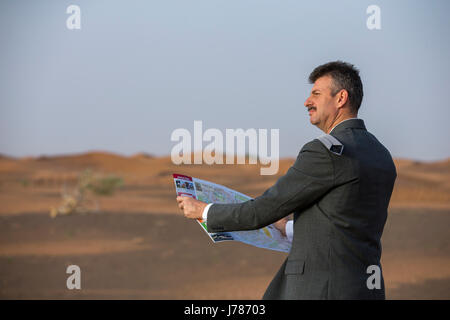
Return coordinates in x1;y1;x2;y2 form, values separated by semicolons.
1;0;449;161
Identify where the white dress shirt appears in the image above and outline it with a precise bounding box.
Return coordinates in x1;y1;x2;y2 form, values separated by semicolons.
201;118;358;241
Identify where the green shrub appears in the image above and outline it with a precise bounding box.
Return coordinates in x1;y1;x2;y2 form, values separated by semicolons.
87;175;124;196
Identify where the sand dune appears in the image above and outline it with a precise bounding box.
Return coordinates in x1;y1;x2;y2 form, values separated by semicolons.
0;152;448;214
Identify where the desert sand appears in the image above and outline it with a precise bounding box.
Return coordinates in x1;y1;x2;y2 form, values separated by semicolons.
0;152;449;299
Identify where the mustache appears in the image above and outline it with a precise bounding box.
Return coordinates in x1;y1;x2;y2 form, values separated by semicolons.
307;106;317;111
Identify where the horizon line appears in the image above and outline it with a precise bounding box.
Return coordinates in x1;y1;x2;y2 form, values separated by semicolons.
1;149;449;164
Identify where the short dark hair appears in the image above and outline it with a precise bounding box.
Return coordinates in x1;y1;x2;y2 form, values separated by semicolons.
308;61;363;112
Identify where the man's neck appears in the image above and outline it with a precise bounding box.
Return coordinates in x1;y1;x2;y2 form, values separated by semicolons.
325;114;358;134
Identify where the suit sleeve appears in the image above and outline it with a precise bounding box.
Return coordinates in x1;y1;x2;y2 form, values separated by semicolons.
206;139;335;233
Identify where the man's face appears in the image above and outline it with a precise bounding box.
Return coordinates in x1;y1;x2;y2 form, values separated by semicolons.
304;75;339;131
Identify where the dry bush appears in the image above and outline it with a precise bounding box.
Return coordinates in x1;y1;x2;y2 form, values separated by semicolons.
50;169;123;218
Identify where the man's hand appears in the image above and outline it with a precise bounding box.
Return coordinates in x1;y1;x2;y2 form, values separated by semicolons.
176;196;207;220
273;217;289;237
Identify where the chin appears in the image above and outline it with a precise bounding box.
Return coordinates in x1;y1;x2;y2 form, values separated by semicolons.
309;118;319;125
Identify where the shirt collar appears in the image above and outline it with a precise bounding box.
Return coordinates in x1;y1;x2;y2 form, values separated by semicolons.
329;117;359;134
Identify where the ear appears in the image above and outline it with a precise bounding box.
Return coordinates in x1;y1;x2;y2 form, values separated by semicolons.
336;89;349;108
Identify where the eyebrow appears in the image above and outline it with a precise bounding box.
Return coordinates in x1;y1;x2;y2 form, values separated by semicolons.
311;89;321;94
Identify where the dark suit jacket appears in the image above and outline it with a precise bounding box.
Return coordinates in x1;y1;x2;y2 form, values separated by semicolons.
206;119;397;299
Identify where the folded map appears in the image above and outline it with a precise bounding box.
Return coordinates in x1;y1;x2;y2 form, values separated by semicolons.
173;173;291;253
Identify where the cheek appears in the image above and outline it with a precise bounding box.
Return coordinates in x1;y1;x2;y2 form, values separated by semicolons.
318;99;333;114
315;99;326;114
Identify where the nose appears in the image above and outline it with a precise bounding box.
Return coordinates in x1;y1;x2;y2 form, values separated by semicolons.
304;96;313;107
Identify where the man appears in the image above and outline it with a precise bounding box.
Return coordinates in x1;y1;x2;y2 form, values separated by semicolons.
177;61;397;299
